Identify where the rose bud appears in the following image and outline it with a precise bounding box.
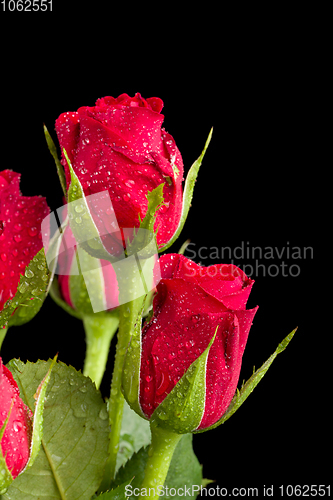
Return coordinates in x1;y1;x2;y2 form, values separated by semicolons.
0;170;49;313
0;357;33;486
55;93;184;249
122;254;258;434
56;224;119;315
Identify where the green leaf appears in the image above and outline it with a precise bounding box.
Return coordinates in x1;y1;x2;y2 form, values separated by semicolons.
116;400;151;473
194;328;298;433
159;128;213;253
94;481;132;500
0;248;50;330
111;435;202;500
2;359;109;500
44;125;67;198
24;355;57;472
151;328;217;434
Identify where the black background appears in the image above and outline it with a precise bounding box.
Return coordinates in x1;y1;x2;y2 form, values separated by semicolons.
1;5;327;496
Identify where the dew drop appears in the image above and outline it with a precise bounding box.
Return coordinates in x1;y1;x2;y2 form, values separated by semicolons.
13;421;23;432
74;204;84;213
28;227;38;237
98;407;108;420
25;269;34;279
0;253;7;262
13;234;22;243
18;281;29;293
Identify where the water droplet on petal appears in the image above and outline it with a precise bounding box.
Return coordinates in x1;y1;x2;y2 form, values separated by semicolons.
13;421;23;432
28;227;38;237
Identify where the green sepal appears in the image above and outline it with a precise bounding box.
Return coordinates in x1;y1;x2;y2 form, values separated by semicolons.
122;303;146;419
23;355;57;472
137;183;165;236
194;328;298;433
0;401;14;493
43;125;67;198
158;128;213;253
68;246;111;316
150;327;218;434
0;248;51;331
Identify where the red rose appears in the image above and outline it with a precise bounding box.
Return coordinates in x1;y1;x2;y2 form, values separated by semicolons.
139;254;258;431
57;224;119;312
55;93;183;248
0;170;50;311
0;357;33;479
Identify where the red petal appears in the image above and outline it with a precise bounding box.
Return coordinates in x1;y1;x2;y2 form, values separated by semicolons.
0;171;50;311
159;254;254;310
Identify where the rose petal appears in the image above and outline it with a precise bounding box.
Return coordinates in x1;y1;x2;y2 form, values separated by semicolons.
0;171;50;311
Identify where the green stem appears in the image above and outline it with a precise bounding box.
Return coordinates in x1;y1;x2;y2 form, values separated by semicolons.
82;314;119;389
140;425;182;499
0;325;8;352
100;295;145;491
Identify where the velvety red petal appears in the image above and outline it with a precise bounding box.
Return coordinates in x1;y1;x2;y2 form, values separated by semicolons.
140;312;223;418
55;111;80;188
0;171;50;311
198;313;241;429
146;97;164;113
160;255;254;310
82;105;165;161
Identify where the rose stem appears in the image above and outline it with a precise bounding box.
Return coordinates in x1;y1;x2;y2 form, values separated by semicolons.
139;425;182;499
0;325;8;352
100;268;145;489
82;313;119;389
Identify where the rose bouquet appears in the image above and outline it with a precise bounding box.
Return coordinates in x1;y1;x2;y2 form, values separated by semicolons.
0;93;296;499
